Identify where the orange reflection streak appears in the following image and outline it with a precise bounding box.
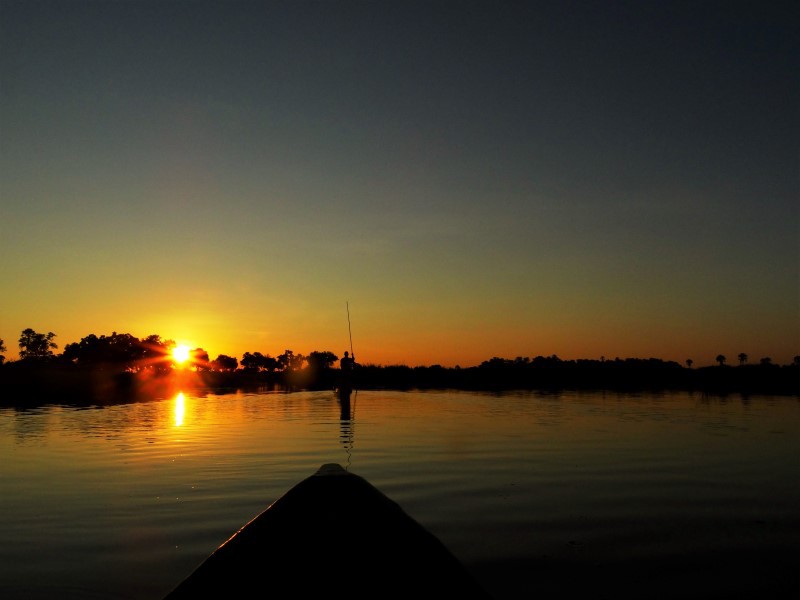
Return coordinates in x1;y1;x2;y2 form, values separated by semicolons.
174;392;185;427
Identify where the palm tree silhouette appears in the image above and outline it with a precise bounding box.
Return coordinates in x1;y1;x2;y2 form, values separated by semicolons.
716;354;726;366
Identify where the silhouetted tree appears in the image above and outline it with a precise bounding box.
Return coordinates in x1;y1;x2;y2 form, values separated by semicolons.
139;334;175;374
685;359;693;369
63;335;97;364
716;354;726;366
256;354;280;373
277;349;304;372
190;348;210;371
759;357;772;366
211;354;238;371
240;351;265;371
0;338;6;365
62;332;143;371
306;351;338;372
794;356;800;366
18;328;57;360
480;357;514;369
106;332;142;367
738;353;748;366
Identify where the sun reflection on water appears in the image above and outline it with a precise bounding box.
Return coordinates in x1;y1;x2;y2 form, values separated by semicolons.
174;392;185;427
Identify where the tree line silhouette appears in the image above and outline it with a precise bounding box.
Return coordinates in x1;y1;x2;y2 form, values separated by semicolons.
0;328;344;374
0;328;797;404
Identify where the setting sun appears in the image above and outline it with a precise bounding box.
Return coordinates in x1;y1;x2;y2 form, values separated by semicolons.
172;345;191;364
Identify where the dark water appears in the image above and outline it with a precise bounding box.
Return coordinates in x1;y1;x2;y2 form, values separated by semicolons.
1;389;798;599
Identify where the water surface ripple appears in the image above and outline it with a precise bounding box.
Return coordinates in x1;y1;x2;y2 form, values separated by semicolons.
1;389;798;599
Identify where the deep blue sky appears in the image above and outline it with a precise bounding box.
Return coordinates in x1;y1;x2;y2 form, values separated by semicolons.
1;1;797;366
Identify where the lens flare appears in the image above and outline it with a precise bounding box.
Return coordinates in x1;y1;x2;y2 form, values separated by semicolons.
172;345;191;364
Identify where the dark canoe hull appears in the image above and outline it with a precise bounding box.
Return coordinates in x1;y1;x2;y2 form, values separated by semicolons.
163;463;490;598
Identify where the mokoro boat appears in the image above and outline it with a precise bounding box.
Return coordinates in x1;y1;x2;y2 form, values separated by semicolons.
163;463;491;598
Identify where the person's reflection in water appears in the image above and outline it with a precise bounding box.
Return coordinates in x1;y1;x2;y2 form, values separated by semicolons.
338;388;354;470
338;387;351;415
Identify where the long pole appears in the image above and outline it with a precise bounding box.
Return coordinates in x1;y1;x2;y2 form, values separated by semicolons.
346;301;354;358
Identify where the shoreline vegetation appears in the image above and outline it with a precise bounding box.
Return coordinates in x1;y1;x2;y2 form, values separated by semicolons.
0;329;797;406
1;358;797;408
0;329;800;406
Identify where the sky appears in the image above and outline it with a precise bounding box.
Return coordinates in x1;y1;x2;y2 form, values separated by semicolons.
1;0;798;368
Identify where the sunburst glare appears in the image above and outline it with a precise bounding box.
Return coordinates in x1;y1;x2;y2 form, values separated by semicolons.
172;345;191;365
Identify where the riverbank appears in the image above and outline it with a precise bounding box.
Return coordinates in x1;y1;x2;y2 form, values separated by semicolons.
1;359;796;406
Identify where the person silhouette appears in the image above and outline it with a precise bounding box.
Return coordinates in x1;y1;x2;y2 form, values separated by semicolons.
338;351;356;398
340;351;355;373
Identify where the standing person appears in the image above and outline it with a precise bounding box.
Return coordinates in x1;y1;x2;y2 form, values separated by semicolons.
338;351;355;401
340;351;355;373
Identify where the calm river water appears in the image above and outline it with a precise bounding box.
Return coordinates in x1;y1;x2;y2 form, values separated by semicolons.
1;388;798;599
